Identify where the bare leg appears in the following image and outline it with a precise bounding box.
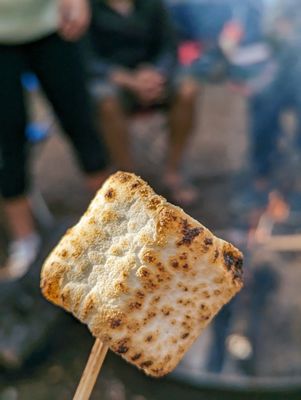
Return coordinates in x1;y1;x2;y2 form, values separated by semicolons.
98;97;134;171
85;168;111;194
163;78;199;205
166;78;199;176
2;196;35;240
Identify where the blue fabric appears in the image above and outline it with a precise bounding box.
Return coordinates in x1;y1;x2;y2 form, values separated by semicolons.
250;47;301;178
166;0;268;83
21;72;39;91
166;0;231;42
230;0;264;45
165;0;264;43
25;122;50;143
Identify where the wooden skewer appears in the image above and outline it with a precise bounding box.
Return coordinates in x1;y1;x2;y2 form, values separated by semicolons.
73;339;109;400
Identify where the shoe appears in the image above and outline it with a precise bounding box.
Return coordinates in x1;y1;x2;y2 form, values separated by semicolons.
0;233;41;281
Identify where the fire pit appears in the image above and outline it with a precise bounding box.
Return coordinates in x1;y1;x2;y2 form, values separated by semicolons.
171;195;301;393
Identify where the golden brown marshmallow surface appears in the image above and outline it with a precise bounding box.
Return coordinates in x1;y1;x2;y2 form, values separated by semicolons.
41;172;243;377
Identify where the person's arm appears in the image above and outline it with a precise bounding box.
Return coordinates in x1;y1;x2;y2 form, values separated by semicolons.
84;27;128;83
90;56;157;104
88;52;136;89
88;47;138;91
58;0;91;41
89;58;119;80
148;0;178;76
265;0;301;43
219;0;265;56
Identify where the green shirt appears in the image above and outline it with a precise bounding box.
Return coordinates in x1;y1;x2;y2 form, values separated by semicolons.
0;0;58;44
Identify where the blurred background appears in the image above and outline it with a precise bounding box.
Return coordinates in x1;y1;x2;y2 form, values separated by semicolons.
0;0;301;399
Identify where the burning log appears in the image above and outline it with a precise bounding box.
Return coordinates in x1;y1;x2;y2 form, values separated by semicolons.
259;234;301;252
247;190;299;252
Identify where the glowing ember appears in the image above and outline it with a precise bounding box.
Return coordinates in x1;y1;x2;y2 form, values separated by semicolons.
266;191;290;223
226;334;253;360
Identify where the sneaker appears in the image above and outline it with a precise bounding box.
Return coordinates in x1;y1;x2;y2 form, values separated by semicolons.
0;233;41;281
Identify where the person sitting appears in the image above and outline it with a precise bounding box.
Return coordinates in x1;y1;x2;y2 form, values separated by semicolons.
167;0;277;210
88;0;200;205
0;0;109;280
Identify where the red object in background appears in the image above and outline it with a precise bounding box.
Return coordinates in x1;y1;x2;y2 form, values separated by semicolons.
178;41;203;66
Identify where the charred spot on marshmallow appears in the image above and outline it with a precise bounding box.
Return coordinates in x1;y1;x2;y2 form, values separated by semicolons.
204;237;213;246
223;247;243;281
105;188;116;201
110;318;122;329
177;219;203;246
129;302;142;310
131;181;142;190
213;249;219;262
131;353;142;361
140;360;153;368
117;345;129;354
117;172;132;183
182;333;190;339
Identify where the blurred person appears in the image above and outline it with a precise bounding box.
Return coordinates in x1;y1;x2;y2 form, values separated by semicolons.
88;0;200;204
231;0;301;209
166;1;275;200
250;0;301;185
166;0;232;42
0;0;108;280
165;2;273;372
166;0;269;86
224;0;275;201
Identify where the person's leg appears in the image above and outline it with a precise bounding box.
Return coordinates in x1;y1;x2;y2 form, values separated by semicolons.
3;198;35;240
166;77;199;175
291;59;301;153
249;82;282;187
98;95;134;171
27;34;109;193
232;80;284;214
0;45;40;278
164;77;199;204
0;45;33;238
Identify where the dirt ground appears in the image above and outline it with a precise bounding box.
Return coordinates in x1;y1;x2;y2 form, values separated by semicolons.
30;84;248;218
1;85;300;400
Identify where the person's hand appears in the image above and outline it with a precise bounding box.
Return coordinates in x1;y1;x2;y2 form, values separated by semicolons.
135;67;165;88
58;0;91;41
110;67;166;105
134;66;166;104
219;20;244;57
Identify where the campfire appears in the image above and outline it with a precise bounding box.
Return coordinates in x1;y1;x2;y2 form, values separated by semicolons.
215;189;301;376
248;190;301;252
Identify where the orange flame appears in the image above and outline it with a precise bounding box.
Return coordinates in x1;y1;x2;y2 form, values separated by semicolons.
265;191;290;222
248;191;290;248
